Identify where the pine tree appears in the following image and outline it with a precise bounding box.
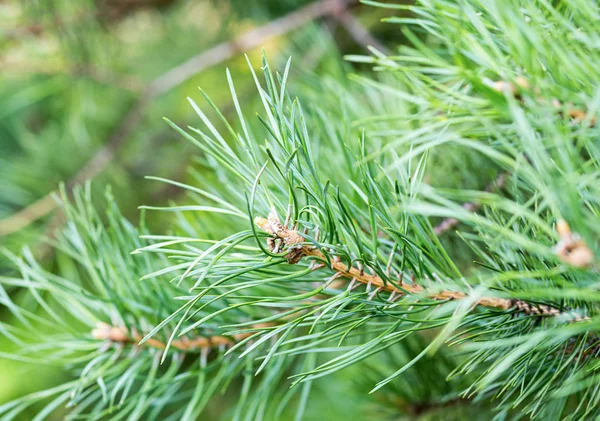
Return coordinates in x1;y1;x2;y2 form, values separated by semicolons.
2;0;600;419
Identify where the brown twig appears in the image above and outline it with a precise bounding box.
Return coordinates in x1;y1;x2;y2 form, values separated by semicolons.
433;172;507;236
334;10;390;54
255;212;583;318
0;0;356;238
91;321;273;352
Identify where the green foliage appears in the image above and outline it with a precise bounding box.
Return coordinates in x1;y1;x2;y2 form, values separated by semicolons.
3;0;600;420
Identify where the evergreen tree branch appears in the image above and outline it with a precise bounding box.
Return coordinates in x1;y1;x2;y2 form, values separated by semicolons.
91;321;273;351
5;1;600;417
255;212;589;319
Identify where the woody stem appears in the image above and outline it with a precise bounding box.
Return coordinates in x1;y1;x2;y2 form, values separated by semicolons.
255;214;571;318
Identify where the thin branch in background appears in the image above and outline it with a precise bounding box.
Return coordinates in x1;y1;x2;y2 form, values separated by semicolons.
0;195;59;237
335;10;390;54
433;172;507;236
298;20;339;72
0;0;355;238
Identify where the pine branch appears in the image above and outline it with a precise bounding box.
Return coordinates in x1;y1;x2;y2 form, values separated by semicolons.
91;321;272;351
5;1;600;417
255;212;589;319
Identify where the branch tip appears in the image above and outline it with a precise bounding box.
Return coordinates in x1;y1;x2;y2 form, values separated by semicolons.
555;219;594;268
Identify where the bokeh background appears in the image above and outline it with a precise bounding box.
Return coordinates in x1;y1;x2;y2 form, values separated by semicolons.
1;1;492;419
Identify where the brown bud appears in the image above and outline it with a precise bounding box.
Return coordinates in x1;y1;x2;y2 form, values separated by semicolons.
554;219;594;268
556;219;571;237
91;322;129;342
514;76;530;89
